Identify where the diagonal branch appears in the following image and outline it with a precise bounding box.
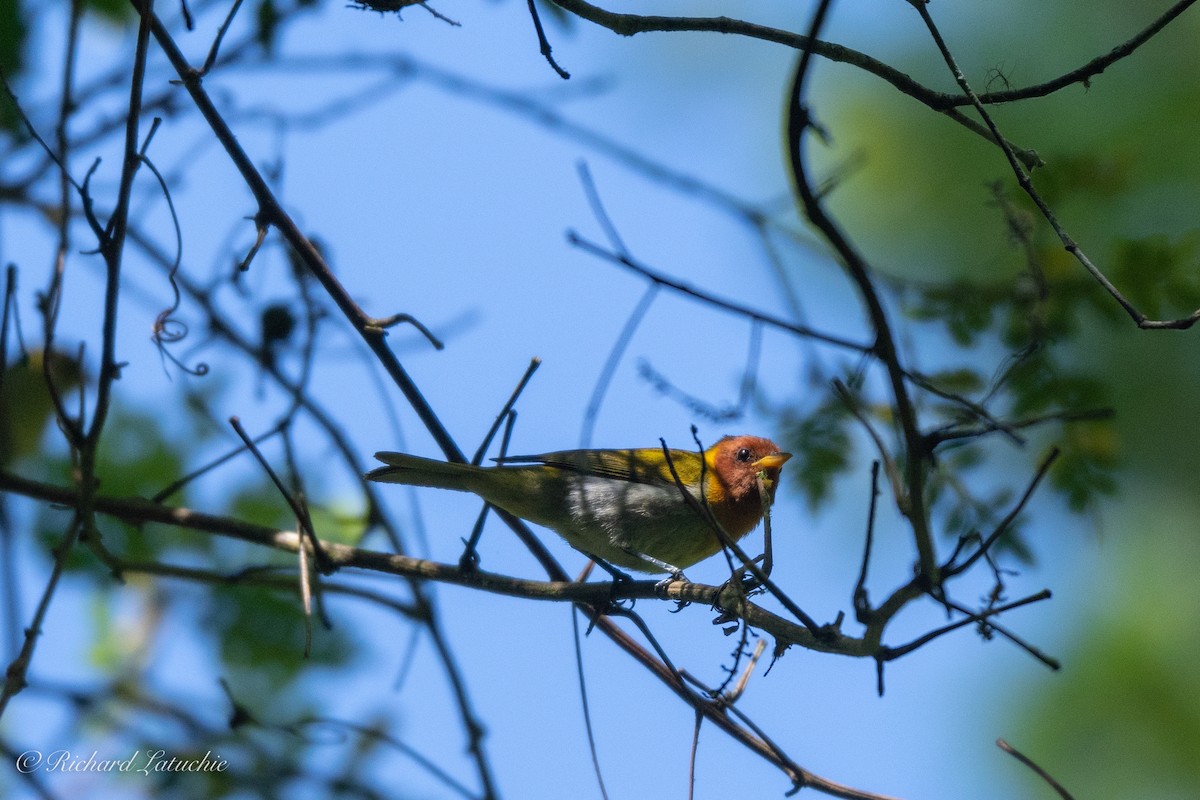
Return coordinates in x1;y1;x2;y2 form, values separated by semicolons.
0;467;911;800
909;0;1200;330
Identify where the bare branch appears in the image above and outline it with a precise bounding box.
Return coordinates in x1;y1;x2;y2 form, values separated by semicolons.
785;3;939;585
997;738;1077;800
568;232;872;353
909;0;1200;330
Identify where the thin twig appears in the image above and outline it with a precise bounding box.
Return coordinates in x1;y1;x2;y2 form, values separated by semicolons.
832;379;904;506
926;407;1113;448
580;284;658;448
997;738;1076;800
0;515;84;721
201;0;244;75
910;0;1200;330
941;595;1061;670
882;590;1053;663
945;448;1060;577
852;461;881;623
687;708;702;800
228;416;333;572
0;269;20;662
526;0;570;79
636;317;762;423
151;419;287;502
570;608;610;800
726;639;768;704
937;0;1198;109
472;358;541;465
544;0;1039;161
568;232;871;354
576;161;629;256
287;717;478;799
460;410;518;570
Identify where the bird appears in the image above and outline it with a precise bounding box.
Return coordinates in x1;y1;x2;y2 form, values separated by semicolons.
366;435;791;575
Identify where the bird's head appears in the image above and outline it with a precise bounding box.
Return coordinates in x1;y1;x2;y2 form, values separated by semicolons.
706;435;792;506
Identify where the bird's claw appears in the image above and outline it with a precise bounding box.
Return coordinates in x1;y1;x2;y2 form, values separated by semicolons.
729;553;769;593
654;569;689;600
457;544;481;573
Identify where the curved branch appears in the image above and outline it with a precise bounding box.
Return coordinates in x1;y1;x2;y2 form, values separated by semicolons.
548;0;1195;166
784;8;938;584
3;467;910;800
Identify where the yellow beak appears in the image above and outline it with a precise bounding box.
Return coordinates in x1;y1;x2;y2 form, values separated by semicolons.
752;452;792;471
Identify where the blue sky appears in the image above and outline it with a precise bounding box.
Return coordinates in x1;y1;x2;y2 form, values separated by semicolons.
0;2;1110;798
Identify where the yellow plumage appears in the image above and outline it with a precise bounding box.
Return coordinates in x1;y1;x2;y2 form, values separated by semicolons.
367;436;791;573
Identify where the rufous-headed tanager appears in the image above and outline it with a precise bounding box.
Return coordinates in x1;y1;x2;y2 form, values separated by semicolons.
367;435;791;574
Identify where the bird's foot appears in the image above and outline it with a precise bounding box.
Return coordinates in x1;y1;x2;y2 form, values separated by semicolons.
457;545;481;573
655;569;690;607
729;554;769;594
577;558;636;634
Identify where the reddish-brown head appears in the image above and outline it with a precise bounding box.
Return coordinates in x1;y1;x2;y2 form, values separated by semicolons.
704;435;792;538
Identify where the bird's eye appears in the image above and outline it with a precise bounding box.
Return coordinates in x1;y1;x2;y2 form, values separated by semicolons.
736;447;752;462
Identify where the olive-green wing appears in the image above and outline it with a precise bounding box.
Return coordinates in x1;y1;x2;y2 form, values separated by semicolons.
496;448;703;487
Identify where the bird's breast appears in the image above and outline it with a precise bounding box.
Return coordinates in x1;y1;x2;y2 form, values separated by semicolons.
565;475;699;529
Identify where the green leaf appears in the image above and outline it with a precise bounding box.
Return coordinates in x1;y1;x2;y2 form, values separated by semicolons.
906;280;999;346
1004;350;1107;417
925;368;986;396
85;0;136;24
0;0;26;85
1051;420;1119;513
307;501;368;546
1111;233;1200;320
256;0;280;55
230;479;296;531
207;586;356;697
1032;151;1133;205
0;350;83;466
780;399;853;509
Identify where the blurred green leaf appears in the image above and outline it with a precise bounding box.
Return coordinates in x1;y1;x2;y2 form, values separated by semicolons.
231;478;294;531
1051;420;1119;513
256;0;280;55
207;586;356;696
1020;519;1200;799
95;409;186;498
308;501;368;545
85;0;136;24
88;598;123;671
1033;151;1134;205
1111;233;1200;320
0;0;25;87
905;279;998;346
928;465;1034;562
947;443;985;471
0;350;84;467
780;397;853;509
1005;351;1107;417
924;368;986;396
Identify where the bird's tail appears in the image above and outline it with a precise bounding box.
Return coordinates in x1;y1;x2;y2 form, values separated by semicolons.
367;452;484;492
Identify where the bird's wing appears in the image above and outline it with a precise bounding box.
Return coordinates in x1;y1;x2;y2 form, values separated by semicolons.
496;448;703;487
